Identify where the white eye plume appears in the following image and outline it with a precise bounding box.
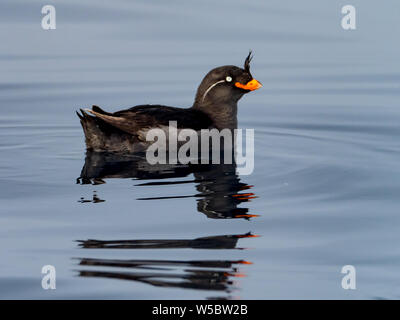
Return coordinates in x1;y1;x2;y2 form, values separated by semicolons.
201;76;233;102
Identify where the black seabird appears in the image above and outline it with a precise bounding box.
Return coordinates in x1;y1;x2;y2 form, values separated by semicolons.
77;52;261;152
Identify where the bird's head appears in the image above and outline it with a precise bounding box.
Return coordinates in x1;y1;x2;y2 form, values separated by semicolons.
194;52;262;108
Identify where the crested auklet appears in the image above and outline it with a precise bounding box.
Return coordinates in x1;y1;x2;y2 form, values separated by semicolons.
77;52;262;152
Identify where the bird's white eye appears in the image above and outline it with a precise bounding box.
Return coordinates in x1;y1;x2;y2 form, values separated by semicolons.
225;76;232;82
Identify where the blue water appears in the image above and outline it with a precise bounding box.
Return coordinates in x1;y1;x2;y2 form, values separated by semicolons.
0;0;400;299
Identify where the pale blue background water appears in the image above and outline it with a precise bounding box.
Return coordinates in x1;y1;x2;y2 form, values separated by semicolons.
0;0;399;299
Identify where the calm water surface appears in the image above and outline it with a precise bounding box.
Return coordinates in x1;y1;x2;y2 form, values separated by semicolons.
0;0;399;299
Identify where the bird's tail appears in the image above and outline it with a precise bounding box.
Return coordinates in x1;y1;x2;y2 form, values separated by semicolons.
76;106;138;152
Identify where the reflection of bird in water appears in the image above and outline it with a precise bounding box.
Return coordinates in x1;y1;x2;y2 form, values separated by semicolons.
78;258;252;269
193;164;257;219
77;151;258;220
77;233;259;250
77;258;251;292
78;191;105;203
76;233;257;294
77;266;243;292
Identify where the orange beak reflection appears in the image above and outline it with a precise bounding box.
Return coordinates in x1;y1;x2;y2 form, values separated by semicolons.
235;79;262;91
235;234;260;238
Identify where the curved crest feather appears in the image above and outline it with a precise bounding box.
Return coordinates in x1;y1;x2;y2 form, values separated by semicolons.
244;50;253;73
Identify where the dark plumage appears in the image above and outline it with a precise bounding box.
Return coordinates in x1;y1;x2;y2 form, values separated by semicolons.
77;52;261;152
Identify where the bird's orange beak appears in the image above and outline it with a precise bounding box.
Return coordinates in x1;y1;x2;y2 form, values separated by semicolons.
235;79;262;91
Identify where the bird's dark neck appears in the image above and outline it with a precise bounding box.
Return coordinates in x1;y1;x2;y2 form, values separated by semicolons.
191;102;238;130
